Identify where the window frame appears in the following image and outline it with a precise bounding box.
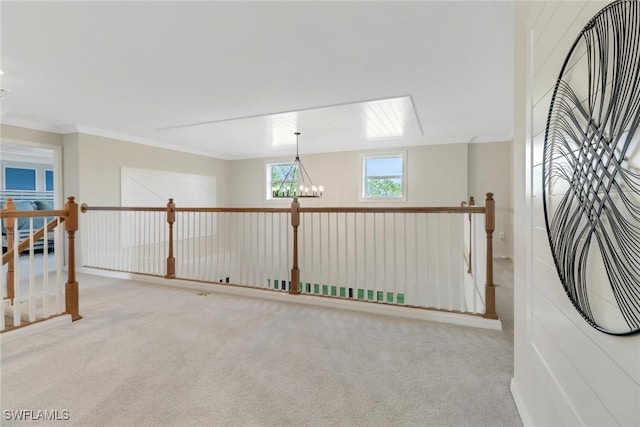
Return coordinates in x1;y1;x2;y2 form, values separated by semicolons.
265;160;298;201
360;151;407;202
3;166;38;191
45;169;54;191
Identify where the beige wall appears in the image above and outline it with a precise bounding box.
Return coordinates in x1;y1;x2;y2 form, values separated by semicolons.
513;1;639;426
71;133;230;206
468;141;513;258
2;123;514;260
230;143;471;208
3;124;510;212
1;124;64;148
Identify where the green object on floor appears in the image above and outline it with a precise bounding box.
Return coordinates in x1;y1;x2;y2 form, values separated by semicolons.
314;283;320;294
331;286;337;296
340;287;346;297
377;291;384;302
397;294;405;304
322;285;328;295
357;289;364;300
367;290;374;300
387;292;394;303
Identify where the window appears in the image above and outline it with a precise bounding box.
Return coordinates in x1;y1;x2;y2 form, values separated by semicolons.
266;162;297;199
362;153;406;200
45;170;54;191
4;167;37;190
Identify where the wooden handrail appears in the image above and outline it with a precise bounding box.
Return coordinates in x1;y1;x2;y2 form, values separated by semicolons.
80;204;482;215
81;204;289;213
81;204;166;212
0;209;69;218
299;206;486;214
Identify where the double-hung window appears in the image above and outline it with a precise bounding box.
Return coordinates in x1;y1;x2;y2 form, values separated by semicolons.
4;167;37;191
361;153;406;200
266;162;297;199
45;170;55;191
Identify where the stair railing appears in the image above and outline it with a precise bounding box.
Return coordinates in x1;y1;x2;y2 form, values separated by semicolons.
81;193;496;319
1;196;80;332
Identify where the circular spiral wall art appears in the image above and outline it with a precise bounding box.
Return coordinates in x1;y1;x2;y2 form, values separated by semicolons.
543;0;640;335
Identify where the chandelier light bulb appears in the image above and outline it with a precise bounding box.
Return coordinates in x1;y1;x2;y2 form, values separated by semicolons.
271;132;323;199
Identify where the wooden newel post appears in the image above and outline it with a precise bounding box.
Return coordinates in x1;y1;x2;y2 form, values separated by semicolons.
4;198;16;302
290;197;300;294
165;198;176;279
64;196;82;321
484;192;498;320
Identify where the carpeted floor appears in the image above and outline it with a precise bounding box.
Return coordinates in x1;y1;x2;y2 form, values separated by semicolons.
1;259;521;426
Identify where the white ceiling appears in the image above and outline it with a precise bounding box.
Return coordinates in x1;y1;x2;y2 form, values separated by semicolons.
0;1;514;160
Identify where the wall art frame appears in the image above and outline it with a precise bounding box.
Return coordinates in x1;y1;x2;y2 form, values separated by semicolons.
543;0;640;335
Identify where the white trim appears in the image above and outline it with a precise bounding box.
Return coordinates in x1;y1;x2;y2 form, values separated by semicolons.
510;378;532;427
78;267;503;331
264;158;297;202
359;150;407;202
44;168;54;192
3;165;37;191
52;145;63;209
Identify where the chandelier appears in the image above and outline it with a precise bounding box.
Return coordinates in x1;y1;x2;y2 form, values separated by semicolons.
272;132;323;198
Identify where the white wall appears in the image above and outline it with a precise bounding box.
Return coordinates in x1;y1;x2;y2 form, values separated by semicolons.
513;2;640;426
1;124;64;205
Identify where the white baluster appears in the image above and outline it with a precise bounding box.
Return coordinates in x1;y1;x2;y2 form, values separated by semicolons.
28;218;36;322
42;218;49;318
1;242;5;330
55;220;63;314
13;227;21;327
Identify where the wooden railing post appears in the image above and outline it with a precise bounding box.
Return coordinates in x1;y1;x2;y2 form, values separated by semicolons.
165;198;176;279
3;198;16;302
290;197;300;294
64;196;82;321
484;192;498;319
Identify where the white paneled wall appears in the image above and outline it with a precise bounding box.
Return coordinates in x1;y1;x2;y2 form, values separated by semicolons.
513;1;640;426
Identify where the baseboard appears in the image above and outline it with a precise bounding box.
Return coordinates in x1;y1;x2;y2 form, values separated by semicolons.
0;314;72;346
78;267;503;331
510;378;532;427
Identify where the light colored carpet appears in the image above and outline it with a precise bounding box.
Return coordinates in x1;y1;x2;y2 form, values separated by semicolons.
1;259;521;426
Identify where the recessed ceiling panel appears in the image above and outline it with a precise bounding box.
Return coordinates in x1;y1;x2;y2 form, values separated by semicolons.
163;96;422;156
